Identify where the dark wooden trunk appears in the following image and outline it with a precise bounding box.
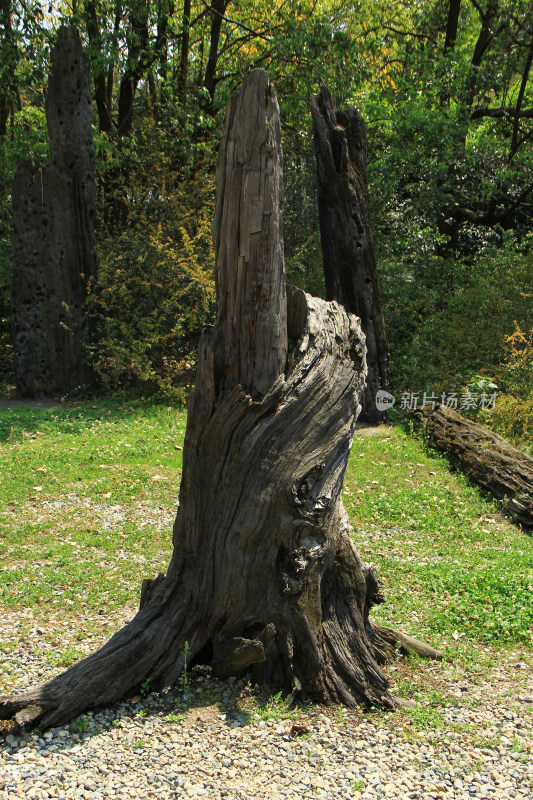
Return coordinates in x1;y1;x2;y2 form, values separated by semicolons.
1;70;406;730
311;87;390;423
11;26;96;398
417;406;533;528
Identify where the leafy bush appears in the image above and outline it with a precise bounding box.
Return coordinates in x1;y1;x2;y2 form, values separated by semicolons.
480;393;533;455
382;237;533;398
478;324;533;453
496;324;533;400
88;179;215;400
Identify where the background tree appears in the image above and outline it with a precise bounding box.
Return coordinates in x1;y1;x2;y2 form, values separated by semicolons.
312;86;390;423
11;26;97;397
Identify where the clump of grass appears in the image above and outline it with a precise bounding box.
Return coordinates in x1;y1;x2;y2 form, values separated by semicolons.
166;711;185;724
70;714;90;734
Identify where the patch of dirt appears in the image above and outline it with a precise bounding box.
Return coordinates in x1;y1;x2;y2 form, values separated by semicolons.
0;399;79;409
354;424;394;437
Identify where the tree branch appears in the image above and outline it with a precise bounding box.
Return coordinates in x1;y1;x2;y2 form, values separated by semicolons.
470;107;533;119
200;0;272;41
509;29;533;161
380;20;438;45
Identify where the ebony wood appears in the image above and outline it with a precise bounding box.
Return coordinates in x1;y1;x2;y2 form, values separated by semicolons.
11;26;96;398
417;406;533;528
311;87;389;423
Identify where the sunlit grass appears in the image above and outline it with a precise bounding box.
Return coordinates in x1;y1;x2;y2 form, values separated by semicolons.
0;399;183;622
347;425;533;651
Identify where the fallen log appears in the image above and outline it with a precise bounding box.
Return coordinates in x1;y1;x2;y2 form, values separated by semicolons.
415;406;533;528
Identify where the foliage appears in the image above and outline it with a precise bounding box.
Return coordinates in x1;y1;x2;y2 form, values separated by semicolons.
381;237;533;397
496;323;533;401
250;688;300;721
70;714;91;734
88;159;215;398
0;0;532;414
481;393;533;454
478;323;533;453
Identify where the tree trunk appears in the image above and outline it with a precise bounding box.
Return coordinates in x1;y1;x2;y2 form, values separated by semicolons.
177;0;191;105
440;0;461;106
85;1;113;132
416;406;533;528
11;26;97;398
203;0;229;114
1;70;400;729
444;0;461;52
0;0;16;137
311;86;390;423
509;30;533;163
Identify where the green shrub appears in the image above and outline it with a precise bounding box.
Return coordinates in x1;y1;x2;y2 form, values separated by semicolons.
88;192;215;400
382;237;533;397
478;324;533;453
479;393;533;454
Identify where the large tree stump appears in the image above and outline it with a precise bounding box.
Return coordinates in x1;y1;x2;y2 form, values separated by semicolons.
1;70;403;729
11;26;96;398
417;406;533;528
311;87;390;423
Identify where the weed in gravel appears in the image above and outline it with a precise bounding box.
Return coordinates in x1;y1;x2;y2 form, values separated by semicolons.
70;714;90;734
250;689;297;721
166;711;185;723
402;705;445;731
56;647;86;668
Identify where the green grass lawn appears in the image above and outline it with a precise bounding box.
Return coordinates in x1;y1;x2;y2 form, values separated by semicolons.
0;400;181;621
0;400;531;702
347;425;533;654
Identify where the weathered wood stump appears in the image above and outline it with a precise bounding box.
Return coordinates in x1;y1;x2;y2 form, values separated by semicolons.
311;87;390;423
11;26;96;398
417;406;533;528
1;70;442;730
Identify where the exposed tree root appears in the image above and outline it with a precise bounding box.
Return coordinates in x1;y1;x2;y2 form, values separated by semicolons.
372;623;446;662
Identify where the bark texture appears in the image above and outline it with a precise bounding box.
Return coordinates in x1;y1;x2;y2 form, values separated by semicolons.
212;68;287;397
417;406;533;528
11;26;96;398
311;86;389;423
1;70;397;729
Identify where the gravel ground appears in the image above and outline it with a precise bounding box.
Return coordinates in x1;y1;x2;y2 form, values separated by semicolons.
1;608;532;800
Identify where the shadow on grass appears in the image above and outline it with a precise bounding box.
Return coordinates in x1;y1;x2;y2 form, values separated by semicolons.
0;399;184;444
